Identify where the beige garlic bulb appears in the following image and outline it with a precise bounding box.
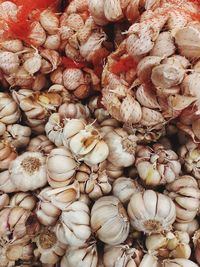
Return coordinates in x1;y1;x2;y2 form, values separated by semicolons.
5;124;31;149
104;128;137;168
40;181;80;210
112;177;143;204
0;192;9;210
0;140;17;170
0;170;17;193
173;220;199;236
60;242;98;267
193;229;200;265
9;152;47;191
145;230;191;259
58;102;90;120
135;144;181;186
179;140;200;179
47;147;77;188
0;92;20;124
10;192;37;211
27;135;55;155
138;254;158;267
36;187;61;226
91;196;130;245
162;258;198;267
128;190;176;233
105;161;124;182
103;244;143;267
75;162;112;200
69;123;109;166
0;206;40;242
166;175;200;223
0;239;34;267
56;201;91;246
34;228;67;265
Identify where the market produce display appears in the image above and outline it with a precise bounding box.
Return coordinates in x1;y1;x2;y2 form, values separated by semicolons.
1;0;200;266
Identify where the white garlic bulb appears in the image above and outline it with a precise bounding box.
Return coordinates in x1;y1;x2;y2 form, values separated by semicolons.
10;192;37;211
162;258;198;267
56;201;91;246
104;128;137;167
60;242;98;267
9;152;47;191
112;177;143;204
47;147;77;188
128;190;176;233
91;196;130;245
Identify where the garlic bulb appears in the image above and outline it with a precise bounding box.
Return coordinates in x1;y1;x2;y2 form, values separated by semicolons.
0;140;17;170
34;228;67;265
36;187;61;226
0;192;9;210
58;102;90;120
9;152;47;191
0;92;20;124
105;161;124;182
103;244;143;267
166;175;200;223
91;196;130;245
47;147;77;188
69;123;109;166
56;201;91;246
27;135;55;155
193;229;200;265
75;162;112;200
5;124;31;149
0;170;17;193
112;177;143;204
135;144;181;186
128;190;176;233
41;181;80;210
138;254;158;267
0;207;40;242
179;140;200;179
104;128;137;167
60;242;98;267
162;258;198;267
173;220;199;236
10;192;37;211
145;231;191;259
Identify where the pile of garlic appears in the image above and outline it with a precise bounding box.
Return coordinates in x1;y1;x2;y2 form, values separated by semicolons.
0;0;200;266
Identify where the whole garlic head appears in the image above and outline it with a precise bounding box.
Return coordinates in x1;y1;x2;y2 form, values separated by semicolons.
112;177;143;204
128;190;176;233
60;242;98;267
91;196;130;245
135;143;181;186
9;152;47;191
47;147;77;188
27;134;55;155
104;128;137;167
166;175;200;223
56;201;91;246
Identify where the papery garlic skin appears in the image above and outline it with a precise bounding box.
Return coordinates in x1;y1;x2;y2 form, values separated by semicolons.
128;190;176;233
166;175;200;223
135;143;181;186
138;254;158;267
91;196;130;245
36;187;61;226
9;152;47;191
47;147;77;188
10;192;37;211
56;201;91;246
34;228;67;265
103;244;143;267
104;128;137;167
60;242;98;267
112;177;143;204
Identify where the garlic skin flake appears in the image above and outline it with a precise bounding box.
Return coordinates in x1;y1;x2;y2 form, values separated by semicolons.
128;190;176;233
9;151;47;191
91;196;130;245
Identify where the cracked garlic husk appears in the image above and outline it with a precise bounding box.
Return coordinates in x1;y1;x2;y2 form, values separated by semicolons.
128;190;176;233
91;196;130;245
